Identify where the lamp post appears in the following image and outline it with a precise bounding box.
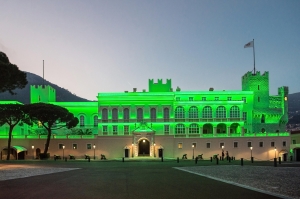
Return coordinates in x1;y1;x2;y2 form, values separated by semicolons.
274;147;277;158
192;144;195;159
62;145;65;159
222;145;224;160
93;144;96;160
250;146;253;163
32;145;34;159
154;143;156;158
132;143;134;158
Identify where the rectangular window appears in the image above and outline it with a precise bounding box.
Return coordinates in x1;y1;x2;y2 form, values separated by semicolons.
258;85;260;90
243;112;247;121
164;125;170;134
259;142;264;147
87;144;92;150
234;142;238;148
124;125;129;133
178;143;183;149
176;97;180;101
189;97;194;101
258;97;260;102
242;97;246;103
227;97;232;101
271;141;275;147
202;97;206;101
113;125;118;134
102;125;108;133
247;141;252;147
215;97;219;101
283;141;286;147
58;143;64;149
292;140;296;144
206;143;211;148
220;142;224;148
192;143;197;148
72;143;78;150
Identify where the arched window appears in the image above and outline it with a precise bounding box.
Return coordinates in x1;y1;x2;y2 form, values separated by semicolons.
137;108;143;122
80;115;85;127
230;106;240;118
216;106;226;118
150;108;156;122
175;124;185;134
112;108;118;122
202;106;212;118
123;108;129;122
102;108;108;122
189;123;199;134
163;108;170;122
188;106;198;118
175;106;185;119
93;115;98;127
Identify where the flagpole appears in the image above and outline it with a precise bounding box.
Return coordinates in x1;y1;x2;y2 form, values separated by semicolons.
253;39;255;75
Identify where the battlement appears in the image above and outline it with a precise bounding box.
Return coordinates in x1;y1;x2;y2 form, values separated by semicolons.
148;79;172;92
242;71;269;80
278;86;289;96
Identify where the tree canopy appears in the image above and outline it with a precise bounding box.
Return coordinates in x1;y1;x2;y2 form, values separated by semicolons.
0;103;27;160
25;103;79;155
0;51;28;95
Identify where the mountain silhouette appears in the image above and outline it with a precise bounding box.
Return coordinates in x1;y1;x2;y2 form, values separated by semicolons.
0;72;91;104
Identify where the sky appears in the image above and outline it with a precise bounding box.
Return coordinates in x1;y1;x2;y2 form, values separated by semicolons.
0;0;299;101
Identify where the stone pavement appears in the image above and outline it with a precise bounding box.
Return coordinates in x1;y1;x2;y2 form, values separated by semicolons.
0;159;299;199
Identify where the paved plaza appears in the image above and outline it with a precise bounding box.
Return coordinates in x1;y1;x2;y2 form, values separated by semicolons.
0;159;299;199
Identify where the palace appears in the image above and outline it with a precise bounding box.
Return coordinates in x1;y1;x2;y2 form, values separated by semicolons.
0;71;294;161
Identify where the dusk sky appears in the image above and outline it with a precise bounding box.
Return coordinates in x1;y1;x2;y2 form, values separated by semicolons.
1;1;299;101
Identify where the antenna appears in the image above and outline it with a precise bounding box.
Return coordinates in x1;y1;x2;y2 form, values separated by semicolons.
43;60;45;86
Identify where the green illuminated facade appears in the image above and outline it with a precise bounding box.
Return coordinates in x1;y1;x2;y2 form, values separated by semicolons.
0;71;291;160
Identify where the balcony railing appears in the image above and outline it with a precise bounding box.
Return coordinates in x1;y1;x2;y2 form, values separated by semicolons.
98;118;244;123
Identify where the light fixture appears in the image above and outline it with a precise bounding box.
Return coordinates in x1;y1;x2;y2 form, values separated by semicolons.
143;140;145;143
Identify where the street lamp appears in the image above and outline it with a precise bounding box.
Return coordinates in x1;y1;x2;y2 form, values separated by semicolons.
132;143;134;158
222;145;224;160
192;144;195;159
93;144;96;160
250;147;253;163
62;145;65;159
154;143;156;158
32;145;34;159
274;147;277;158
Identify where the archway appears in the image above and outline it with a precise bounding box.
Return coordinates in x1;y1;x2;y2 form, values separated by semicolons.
138;139;150;156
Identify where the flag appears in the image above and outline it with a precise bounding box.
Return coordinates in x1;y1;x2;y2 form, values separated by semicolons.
244;41;254;48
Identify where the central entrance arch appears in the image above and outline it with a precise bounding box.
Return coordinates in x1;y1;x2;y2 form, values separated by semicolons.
138;139;150;156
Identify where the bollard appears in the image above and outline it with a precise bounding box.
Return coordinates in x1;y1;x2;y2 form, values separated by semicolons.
122;157;124;162
65;157;67;162
279;157;281;164
88;157;90;162
241;158;243;166
177;157;179;163
210;157;212;162
216;157;219;165
161;157;164;162
195;157;198;164
228;157;231;163
274;158;277;167
251;157;254;163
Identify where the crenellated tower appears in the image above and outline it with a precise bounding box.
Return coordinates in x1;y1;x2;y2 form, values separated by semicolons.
30;85;56;104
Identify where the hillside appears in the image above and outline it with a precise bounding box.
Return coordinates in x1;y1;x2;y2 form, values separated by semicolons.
0;72;91;104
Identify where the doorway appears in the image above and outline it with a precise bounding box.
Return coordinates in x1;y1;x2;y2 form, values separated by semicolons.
138;139;150;156
124;148;129;158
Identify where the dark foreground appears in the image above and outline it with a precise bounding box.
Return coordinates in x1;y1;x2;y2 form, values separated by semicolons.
0;159;298;199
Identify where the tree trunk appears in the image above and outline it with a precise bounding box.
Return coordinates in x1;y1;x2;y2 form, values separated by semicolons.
43;128;52;155
6;126;13;160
